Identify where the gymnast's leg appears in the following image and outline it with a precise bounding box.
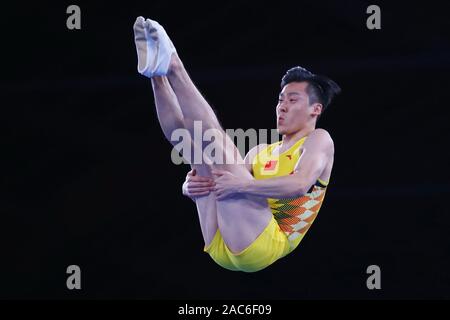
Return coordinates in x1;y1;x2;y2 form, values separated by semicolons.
150;76;219;247
165;56;273;254
134;16;273;254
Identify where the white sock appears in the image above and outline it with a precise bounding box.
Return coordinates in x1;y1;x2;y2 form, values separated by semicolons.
133;16;176;77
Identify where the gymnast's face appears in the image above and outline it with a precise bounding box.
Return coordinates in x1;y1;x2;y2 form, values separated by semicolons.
276;81;321;135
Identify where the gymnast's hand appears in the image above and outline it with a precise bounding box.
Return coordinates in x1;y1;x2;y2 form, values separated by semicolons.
212;169;248;200
182;169;215;199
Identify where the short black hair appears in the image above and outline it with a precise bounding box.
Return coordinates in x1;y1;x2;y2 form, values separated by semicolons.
280;66;341;114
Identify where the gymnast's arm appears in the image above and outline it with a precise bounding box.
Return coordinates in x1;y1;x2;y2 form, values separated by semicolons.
182;143;266;200
213;129;334;199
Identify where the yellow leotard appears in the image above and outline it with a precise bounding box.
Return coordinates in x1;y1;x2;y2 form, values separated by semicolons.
252;136;329;252
204;136;329;272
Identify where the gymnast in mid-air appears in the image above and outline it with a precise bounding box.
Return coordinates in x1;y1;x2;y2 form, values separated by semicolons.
133;16;341;272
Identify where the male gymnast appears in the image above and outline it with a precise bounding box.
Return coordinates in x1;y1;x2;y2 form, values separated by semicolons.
133;16;341;272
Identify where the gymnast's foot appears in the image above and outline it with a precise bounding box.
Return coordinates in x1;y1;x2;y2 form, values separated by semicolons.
133;16;176;77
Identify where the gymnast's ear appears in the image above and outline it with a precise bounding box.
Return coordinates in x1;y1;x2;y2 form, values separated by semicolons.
311;103;323;117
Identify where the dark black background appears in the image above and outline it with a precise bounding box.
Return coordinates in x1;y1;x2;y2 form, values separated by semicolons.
2;1;450;299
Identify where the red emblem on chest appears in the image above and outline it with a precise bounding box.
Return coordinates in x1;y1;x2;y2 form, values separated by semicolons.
264;160;278;171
